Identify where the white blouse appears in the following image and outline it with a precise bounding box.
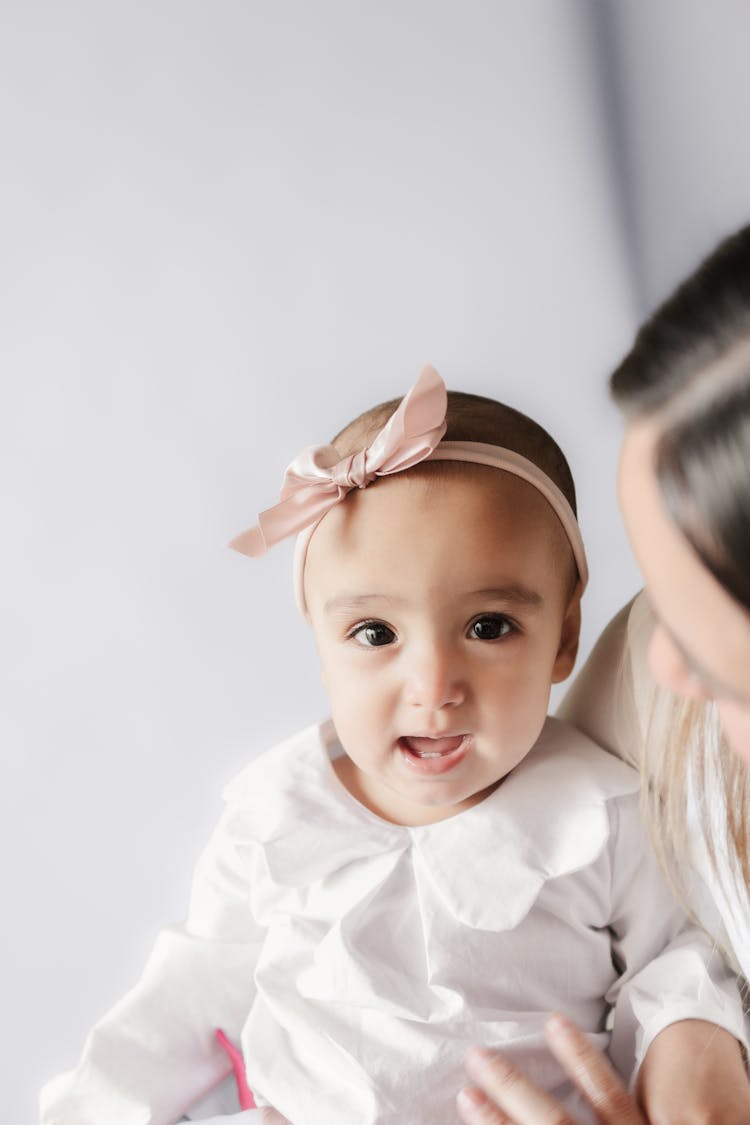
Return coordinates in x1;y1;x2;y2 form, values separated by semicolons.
558;591;750;980
40;716;746;1125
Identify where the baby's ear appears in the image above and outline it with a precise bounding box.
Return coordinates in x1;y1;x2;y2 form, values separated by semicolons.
551;585;582;683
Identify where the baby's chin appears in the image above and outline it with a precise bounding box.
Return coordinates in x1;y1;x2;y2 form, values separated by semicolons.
384;772;509;827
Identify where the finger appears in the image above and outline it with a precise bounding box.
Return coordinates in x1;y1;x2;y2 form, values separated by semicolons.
463;1045;577;1124
545;1014;646;1124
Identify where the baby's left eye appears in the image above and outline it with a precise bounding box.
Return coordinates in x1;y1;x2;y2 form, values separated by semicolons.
468;614;515;641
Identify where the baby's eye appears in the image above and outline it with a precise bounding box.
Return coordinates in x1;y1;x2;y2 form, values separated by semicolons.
350;621;397;647
468;614;515;641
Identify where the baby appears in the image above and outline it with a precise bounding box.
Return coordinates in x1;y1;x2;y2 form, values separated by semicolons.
41;367;746;1124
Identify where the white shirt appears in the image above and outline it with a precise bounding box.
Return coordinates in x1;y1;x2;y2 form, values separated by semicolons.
559;591;750;980
40;716;745;1125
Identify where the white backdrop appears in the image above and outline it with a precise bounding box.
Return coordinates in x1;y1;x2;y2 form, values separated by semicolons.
3;3;750;1121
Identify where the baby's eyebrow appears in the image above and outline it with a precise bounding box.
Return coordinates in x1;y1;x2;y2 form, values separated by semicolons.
323;593;404;614
323;585;544;615
469;585;544;609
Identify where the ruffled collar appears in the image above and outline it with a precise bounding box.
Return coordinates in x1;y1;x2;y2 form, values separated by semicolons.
223;717;638;931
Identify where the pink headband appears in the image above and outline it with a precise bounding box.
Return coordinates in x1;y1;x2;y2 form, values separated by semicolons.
229;365;588;611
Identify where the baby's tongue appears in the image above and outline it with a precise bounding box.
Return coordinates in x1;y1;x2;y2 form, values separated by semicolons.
403;735;464;757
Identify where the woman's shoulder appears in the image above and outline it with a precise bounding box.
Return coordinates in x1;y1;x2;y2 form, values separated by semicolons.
556;592;655;767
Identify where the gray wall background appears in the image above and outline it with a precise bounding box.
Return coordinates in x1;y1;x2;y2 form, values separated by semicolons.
3;3;750;1121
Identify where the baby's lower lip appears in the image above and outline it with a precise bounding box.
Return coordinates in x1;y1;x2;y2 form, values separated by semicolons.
398;734;471;774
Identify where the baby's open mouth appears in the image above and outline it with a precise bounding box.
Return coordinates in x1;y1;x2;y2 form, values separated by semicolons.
397;734;472;775
400;734;467;759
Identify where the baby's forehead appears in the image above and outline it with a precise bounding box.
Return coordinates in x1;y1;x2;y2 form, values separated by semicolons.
354;461;559;517
314;465;568;553
301;460;582;615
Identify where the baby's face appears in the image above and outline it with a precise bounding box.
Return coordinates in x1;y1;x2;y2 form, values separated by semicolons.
304;467;580;826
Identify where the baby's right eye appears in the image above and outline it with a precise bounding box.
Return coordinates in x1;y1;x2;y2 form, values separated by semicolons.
350;621;397;647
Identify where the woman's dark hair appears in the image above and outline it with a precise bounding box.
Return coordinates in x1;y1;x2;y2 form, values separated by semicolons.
610;224;750;611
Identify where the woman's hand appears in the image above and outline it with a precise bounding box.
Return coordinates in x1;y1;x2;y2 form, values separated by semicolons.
457;1013;646;1124
457;1014;750;1124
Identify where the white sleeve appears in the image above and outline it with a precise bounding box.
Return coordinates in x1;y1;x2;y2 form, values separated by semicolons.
604;793;747;1085
40;802;266;1125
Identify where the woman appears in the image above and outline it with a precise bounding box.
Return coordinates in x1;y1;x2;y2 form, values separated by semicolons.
458;223;750;1123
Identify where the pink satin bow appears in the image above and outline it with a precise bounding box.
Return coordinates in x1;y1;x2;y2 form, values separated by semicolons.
229;364;448;557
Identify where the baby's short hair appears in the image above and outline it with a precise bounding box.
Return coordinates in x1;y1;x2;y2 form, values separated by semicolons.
333;388;578;515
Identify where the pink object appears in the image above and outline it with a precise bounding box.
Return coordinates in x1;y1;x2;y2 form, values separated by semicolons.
229;364;588;613
215;1028;256;1110
229;364;448;558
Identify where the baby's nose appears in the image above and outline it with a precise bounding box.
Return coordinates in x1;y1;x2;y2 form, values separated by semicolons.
403;644;467;710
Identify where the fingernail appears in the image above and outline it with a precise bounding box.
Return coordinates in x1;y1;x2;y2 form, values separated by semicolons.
457;1086;485;1110
546;1012;572;1037
467;1045;495;1070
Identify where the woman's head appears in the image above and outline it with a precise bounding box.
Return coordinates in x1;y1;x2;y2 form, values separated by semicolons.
612;225;750;762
